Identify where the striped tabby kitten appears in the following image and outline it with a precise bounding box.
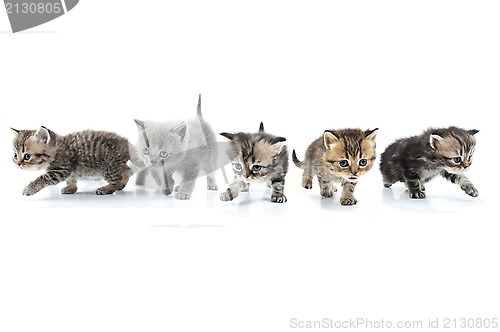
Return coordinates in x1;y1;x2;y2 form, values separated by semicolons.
380;126;479;199
12;127;131;196
293;128;378;205
220;122;288;203
133;94;218;199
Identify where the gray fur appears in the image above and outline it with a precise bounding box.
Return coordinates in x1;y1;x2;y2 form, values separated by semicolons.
133;95;218;199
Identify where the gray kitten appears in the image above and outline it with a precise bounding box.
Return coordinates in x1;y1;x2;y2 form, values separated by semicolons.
380;126;479;198
12;127;131;195
134;94;218;199
220;122;288;203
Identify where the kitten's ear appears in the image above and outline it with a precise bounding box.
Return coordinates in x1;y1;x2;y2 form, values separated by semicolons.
134;119;145;130
271;137;287;155
171;122;188;142
429;133;444;150
468;129;479;135
11;128;20;136
34;126;51;145
220;132;236;141
364;128;378;141
259;122;265;132
323;131;339;150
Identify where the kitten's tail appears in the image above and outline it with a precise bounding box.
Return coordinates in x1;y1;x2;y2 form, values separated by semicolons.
292;150;304;169
197;93;202;117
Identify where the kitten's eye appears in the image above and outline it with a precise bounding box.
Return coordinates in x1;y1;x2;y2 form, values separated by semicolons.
159;151;169;158
143;148;150;156
23;154;31;161
359;159;367;167
452;157;462;164
252;165;263;172
339;160;349;167
233;163;242;171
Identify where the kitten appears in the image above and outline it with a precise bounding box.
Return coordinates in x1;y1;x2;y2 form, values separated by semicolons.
133;94;218;199
380;126;479;199
219;122;288;203
292;128;378;205
12;127;131;196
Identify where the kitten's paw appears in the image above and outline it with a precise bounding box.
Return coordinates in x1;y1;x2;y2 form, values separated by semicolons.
340;196;357;206
271;194;287;203
61;186;77;194
409;191;426;199
96;187;115;195
220;190;234;202
207;184;218;191
174;192;191;200
462;185;479;197
320;189;334;198
135;178;145;186
241;182;250;192
162;187;172;196
22;185;38;196
302;177;313;189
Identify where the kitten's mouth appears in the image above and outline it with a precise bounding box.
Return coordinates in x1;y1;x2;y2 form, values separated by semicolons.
347;175;358;182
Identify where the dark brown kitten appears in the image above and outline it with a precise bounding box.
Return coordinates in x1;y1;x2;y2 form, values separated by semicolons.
12;126;131;196
293;128;378;205
380;126;479;199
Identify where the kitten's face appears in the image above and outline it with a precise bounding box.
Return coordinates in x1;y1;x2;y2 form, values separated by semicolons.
134;120;189;168
323;128;378;183
221;132;286;183
11;127;55;171
430;131;477;174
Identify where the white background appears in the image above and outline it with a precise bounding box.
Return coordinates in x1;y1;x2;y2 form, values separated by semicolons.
0;1;498;331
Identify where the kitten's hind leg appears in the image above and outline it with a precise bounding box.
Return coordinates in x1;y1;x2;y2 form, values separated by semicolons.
205;172;218;191
97;168;129;195
116;168;131;190
61;178;78;194
270;177;287;203
301;167;314;189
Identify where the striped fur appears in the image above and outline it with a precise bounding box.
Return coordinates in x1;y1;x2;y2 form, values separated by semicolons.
12;127;131;195
379;126;479;198
293;128;378;205
220;123;288;203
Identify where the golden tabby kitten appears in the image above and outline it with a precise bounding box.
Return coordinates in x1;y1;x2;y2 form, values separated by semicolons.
293;128;378;205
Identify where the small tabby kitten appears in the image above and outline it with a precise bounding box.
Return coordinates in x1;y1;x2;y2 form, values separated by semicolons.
293;128;378;205
220;122;288;203
380;126;479;199
12;127;131;196
133;94;218;199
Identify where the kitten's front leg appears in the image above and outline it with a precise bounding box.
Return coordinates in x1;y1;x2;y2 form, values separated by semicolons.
340;181;357;205
160;168;175;195
174;167;199;200
220;177;245;201
404;172;425;199
61;178;78;194
270;177;287;203
442;172;479;197
23;170;68;196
